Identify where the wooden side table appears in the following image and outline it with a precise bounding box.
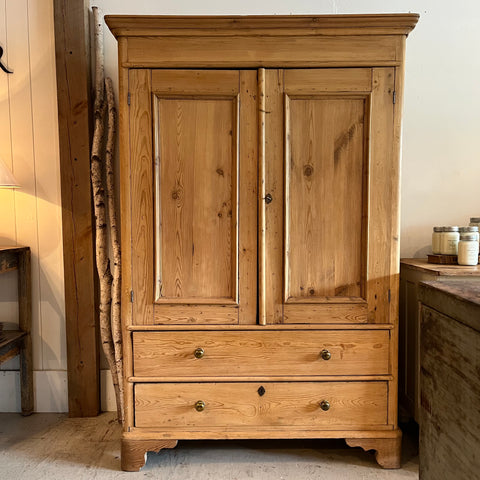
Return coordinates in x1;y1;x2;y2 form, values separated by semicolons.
0;246;33;415
399;258;480;422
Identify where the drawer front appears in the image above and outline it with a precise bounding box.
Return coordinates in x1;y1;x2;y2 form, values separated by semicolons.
135;381;388;428
133;330;390;377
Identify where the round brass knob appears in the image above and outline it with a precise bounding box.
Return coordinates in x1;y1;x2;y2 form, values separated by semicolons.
319;400;330;411
194;347;205;359
321;349;331;361
195;400;205;412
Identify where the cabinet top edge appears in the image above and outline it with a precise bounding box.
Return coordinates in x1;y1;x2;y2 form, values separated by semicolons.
105;14;419;38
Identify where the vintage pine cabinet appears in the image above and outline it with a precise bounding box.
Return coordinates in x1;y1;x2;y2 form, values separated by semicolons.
105;14;418;471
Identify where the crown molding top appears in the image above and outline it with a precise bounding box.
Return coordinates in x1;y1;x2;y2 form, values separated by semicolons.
105;14;419;38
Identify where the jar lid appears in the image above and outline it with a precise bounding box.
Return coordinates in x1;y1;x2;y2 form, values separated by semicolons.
433;226;443;232
460;234;478;241
470;217;480;223
459;226;479;232
444;226;459;232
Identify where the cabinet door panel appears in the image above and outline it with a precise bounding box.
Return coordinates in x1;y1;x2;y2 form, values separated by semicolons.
129;70;257;325
263;68;395;324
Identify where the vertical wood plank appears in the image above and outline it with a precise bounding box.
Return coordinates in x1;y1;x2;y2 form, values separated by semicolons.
118;38;133;428
130;69;153;325
238;70;258;324
54;0;99;416
264;69;284;324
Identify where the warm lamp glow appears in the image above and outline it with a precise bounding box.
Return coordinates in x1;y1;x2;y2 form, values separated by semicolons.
0;159;19;188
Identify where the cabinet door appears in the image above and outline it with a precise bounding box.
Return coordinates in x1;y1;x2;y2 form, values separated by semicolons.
261;68;396;324
129;70;257;325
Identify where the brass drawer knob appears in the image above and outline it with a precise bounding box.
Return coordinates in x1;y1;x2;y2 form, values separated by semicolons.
319;400;330;411
195;400;205;412
194;347;205;359
320;349;331;361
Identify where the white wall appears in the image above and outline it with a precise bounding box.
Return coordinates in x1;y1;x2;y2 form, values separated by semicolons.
0;0;67;412
95;0;480;260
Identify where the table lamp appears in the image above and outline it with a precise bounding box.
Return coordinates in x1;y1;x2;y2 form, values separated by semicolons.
0;158;19;188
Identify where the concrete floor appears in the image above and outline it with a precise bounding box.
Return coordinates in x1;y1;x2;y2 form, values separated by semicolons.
0;413;418;479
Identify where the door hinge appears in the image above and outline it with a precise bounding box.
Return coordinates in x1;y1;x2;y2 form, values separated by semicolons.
127;92;131;105
388;289;391;303
130;290;134;303
393;91;396;104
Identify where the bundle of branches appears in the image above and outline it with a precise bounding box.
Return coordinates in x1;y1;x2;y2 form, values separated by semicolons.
91;6;124;424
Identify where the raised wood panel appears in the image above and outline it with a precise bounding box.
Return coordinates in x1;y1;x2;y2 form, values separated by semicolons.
284;68;372;93
285;94;367;302
123;35;400;68
130;70;257;325
133;330;390;377
154;96;238;303
135;381;388;429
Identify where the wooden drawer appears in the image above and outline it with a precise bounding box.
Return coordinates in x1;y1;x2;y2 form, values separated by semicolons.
135;381;388;428
132;330;390;377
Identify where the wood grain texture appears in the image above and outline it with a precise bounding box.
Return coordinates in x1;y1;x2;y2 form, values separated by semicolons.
366;68;395;325
155;94;236;302
283;303;367;324
401;257;480;276
263;70;285;324
135;382;388;429
420;303;480;479
53;0;99;416
130;69;257;325
129;69;154;325
121;437;177;472
133;330;389;377
128;323;393;331
346;429;402;468
105;14;420;37
118;37;134;430
122;35;401;70
285;91;366;302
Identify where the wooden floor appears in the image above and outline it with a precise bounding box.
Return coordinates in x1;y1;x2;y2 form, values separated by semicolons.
0;412;419;478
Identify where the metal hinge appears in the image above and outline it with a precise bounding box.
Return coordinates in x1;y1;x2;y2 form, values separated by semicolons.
130;290;134;303
388;289;391;303
393;91;396;104
127;92;131;105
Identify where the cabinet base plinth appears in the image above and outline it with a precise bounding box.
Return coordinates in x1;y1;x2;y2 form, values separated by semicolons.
121;438;178;471
345;430;402;468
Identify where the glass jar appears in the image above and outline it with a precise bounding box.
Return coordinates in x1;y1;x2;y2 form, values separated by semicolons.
459;226;479;242
469;217;480;232
441;226;459;255
432;226;443;254
458;233;479;266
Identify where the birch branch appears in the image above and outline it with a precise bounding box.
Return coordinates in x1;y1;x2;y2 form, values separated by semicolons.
91;6;122;423
105;76;124;424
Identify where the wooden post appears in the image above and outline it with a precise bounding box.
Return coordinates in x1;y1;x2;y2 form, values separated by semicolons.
54;0;100;416
18;248;33;415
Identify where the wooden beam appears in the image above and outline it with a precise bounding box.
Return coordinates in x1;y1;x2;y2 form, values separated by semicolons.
53;0;99;416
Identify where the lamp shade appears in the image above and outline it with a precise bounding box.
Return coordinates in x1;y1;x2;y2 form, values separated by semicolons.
0;159;19;188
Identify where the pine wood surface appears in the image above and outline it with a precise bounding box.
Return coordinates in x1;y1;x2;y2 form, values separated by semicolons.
107;14;417;470
105;14;419;37
132;330;389;377
134;381;388;429
401;257;480;275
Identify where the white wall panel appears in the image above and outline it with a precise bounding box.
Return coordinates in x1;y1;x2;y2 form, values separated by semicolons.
0;0;67;412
